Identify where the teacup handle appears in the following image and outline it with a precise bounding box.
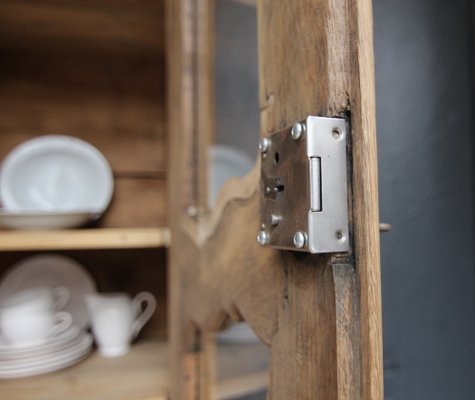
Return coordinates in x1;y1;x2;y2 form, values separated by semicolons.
131;292;156;339
50;311;73;337
53;286;70;310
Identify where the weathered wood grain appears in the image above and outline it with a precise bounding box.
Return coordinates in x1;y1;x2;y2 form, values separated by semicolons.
101;178;167;228
260;0;382;397
0;0;164;56
167;0;216;398
0;56;166;175
168;0;382;398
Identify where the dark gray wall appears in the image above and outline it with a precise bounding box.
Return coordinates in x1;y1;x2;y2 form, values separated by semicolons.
374;0;475;398
215;0;475;398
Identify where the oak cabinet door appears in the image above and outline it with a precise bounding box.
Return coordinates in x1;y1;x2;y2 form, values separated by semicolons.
167;0;383;399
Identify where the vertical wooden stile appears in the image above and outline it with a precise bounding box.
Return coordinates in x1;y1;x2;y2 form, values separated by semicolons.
167;0;215;397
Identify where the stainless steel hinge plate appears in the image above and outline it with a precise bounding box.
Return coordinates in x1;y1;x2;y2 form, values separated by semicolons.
258;116;350;253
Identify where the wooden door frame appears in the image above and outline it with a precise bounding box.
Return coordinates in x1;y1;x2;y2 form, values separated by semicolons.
167;0;383;398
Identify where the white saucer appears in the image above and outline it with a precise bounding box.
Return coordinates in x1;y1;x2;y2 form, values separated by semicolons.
0;333;92;379
0;209;101;230
0;255;97;330
0;135;113;214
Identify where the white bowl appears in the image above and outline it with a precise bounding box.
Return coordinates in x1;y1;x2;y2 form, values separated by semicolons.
0;135;113;214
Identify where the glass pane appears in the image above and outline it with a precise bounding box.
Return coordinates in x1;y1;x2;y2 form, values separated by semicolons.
209;0;259;207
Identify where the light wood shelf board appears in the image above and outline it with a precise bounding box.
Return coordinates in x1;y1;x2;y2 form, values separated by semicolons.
0;228;171;251
0;340;169;400
0;338;268;400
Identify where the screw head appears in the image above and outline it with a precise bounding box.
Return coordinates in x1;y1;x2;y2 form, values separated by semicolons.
257;230;270;246
259;138;271;154
291;122;305;140
186;205;198;218
332;127;342;139
293;231;307;249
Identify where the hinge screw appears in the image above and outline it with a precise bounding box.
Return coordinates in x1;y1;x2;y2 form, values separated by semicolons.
259;138;271;155
257;230;270;246
293;231;307;249
291;122;305;140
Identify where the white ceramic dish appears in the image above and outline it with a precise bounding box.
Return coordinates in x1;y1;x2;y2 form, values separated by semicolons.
0;326;81;360
0;135;113;213
0;334;91;372
208;145;253;207
0;255;97;330
0;333;92;379
0;210;101;230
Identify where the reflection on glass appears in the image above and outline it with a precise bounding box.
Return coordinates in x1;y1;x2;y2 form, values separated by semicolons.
214;0;259;162
212;4;267;399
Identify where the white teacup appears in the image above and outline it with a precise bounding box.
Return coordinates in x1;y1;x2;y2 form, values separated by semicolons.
0;286;72;346
1;286;70;313
1;309;72;346
85;292;156;357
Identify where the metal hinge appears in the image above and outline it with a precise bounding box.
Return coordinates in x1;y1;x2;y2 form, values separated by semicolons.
257;116;350;254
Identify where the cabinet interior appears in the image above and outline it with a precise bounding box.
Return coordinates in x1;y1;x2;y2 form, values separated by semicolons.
0;0;168;320
0;1;268;399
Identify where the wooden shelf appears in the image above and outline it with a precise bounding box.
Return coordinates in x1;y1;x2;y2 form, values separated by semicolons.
0;228;171;252
0;338;269;400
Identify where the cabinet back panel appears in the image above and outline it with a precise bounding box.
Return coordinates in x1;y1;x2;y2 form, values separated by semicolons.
0;1;167;227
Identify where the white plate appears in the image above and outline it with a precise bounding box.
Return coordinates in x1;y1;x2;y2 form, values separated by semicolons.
0;210;101;230
0;331;89;369
0;333;92;379
0;135;113;213
208;145;253;207
0;326;81;360
0;255;97;330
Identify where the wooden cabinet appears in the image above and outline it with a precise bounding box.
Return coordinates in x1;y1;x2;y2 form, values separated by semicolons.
0;0;383;399
0;1;269;399
168;0;383;398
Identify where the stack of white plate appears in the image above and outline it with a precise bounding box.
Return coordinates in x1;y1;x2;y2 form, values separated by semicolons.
0;327;92;379
0;135;114;230
0;254;97;379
